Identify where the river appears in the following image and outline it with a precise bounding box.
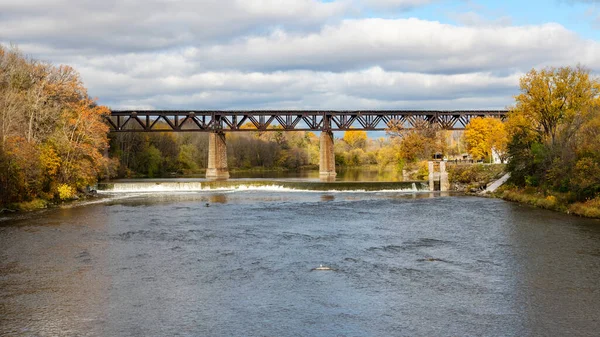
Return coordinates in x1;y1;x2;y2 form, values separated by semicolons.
1;179;600;336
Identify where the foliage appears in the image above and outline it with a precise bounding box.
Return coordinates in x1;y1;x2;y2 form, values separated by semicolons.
0;44;110;205
57;184;75;200
343;129;367;149
506;66;600;202
568;197;600;218
501;189;566;212
448;164;506;185
464;117;507;161
446;163;506;192
385;119;447;165
15;198;49;211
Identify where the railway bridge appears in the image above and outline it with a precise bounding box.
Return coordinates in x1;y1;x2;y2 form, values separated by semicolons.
106;110;508;180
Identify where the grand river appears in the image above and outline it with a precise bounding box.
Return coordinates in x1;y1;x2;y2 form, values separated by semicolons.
1;178;600;336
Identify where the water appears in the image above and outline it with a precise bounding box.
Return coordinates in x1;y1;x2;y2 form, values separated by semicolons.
193;168;407;182
1;186;600;336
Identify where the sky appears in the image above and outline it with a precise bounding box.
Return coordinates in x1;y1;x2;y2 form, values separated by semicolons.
0;0;599;110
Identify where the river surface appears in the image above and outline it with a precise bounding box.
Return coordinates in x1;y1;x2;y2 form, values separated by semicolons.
1;182;600;336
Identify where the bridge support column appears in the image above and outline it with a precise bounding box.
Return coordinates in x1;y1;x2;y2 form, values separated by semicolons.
206;131;229;180
319;131;336;180
428;161;435;191
440;161;449;191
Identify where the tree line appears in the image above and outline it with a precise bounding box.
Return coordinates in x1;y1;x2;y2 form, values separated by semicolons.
0;45;112;205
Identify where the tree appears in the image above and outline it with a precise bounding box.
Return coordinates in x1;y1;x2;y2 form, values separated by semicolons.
512;66;599;148
0;44;111;204
386;119;445;162
506;66;600;198
464;117;507;161
343;129;367;149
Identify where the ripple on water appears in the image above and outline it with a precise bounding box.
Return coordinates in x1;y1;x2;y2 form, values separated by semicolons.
2;192;600;336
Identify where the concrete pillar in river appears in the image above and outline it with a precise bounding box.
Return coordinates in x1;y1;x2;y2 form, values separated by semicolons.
319;131;336;180
206;131;230;180
428;161;435;191
440;161;449;192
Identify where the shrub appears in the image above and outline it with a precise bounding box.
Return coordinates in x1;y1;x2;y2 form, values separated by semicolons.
569;197;600;218
16;199;48;211
57;184;76;200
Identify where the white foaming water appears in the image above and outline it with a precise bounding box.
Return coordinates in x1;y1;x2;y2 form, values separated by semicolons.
98;182;424;194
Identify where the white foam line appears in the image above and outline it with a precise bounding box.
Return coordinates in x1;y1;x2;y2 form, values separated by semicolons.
98;184;424;194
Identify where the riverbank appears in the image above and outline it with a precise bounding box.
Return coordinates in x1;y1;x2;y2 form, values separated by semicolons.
447;163;506;193
0;193;107;213
497;187;600;219
444;163;600;219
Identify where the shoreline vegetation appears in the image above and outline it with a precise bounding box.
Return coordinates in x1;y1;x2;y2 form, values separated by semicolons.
3;165;600;219
497;187;600;219
1;44;599;219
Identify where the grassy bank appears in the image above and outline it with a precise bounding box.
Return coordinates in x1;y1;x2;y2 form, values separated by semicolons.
0;198;50;213
448;164;506;192
1;192;105;213
499;187;600;219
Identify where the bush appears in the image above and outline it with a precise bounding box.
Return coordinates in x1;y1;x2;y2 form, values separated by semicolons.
501;188;567;212
16;199;48;211
448;163;506;187
57;184;76;200
569;197;600;218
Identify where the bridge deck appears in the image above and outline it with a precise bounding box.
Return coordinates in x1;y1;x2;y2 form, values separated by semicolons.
106;110;508;132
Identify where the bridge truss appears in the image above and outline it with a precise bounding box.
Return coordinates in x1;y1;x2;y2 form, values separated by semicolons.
106;110;508;132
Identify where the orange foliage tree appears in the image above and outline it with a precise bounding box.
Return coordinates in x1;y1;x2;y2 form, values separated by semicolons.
0;44;110;205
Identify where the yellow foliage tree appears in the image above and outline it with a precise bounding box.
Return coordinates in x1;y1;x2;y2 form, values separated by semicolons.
511;66;599;147
343;129;368;149
464;117;508;161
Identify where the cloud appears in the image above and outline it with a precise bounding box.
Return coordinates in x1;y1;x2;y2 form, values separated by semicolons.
359;0;437;9
184;19;600;73
0;0;348;53
449;11;513;27
76;64;519;110
1;1;598;111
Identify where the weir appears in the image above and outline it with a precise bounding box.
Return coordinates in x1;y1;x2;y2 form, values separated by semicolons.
96;180;429;192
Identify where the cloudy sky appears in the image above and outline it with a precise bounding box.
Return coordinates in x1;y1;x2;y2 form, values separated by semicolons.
1;0;599;110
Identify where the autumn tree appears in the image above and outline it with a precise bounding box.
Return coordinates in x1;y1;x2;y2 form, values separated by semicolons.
343;129;368;149
506;66;600;199
0;44;110;204
464;117;508;161
386;119;445;162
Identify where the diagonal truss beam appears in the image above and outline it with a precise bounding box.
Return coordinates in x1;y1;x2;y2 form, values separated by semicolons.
106;110;508;132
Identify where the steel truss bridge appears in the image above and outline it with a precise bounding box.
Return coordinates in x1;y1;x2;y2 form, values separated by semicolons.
106;110;508;132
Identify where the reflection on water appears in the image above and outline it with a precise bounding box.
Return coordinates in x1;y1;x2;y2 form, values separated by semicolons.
320;194;335;202
1;192;600;336
229;168;405;182
209;194;228;204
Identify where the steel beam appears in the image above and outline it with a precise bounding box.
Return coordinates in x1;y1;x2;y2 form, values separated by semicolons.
106;110;508;132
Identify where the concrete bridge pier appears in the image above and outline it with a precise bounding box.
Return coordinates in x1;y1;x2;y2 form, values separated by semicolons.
429;161;435;191
206;131;230;180
319;131;336;180
440;161;449;191
428;160;449;191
